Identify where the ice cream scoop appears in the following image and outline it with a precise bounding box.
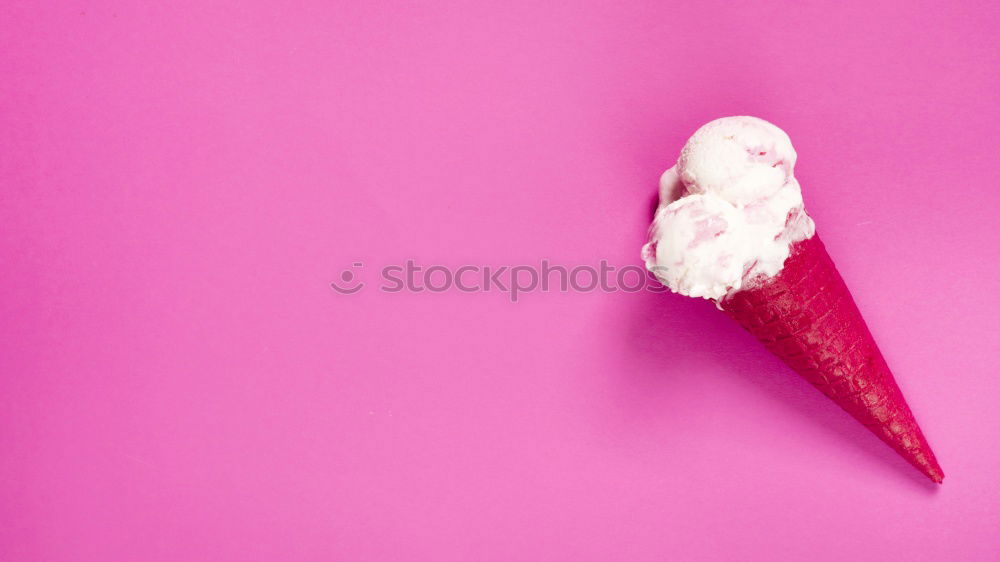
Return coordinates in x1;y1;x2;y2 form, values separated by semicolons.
643;117;814;301
642;116;943;482
678;115;797;204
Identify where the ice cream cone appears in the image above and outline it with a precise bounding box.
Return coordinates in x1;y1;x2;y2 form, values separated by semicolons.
720;233;943;483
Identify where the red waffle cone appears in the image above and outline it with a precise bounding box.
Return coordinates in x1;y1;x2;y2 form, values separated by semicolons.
720;233;943;483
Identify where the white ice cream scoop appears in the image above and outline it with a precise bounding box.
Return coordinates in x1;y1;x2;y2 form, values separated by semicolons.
642;116;815;300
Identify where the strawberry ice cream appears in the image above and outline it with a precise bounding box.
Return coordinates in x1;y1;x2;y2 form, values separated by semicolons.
642;116;943;482
643;116;814;300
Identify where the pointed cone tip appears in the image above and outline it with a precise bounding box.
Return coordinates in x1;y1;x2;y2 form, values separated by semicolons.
929;467;944;484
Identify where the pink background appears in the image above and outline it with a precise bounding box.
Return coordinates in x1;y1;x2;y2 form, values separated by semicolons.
2;2;999;560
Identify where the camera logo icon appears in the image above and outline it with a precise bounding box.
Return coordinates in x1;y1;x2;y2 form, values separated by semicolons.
330;262;365;294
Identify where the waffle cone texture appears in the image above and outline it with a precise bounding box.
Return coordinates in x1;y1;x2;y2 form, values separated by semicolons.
720;234;943;483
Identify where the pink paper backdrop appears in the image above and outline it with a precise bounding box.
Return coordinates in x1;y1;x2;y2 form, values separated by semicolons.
2;2;999;560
